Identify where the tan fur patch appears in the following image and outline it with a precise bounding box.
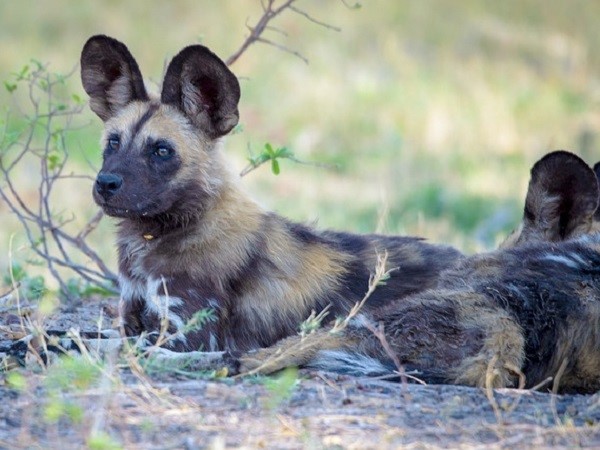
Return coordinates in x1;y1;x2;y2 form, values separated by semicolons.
453;295;525;388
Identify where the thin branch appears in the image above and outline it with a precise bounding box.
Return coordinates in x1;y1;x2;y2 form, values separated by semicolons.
226;0;298;66
265;25;289;37
77;210;104;242
256;37;309;64
289;6;341;31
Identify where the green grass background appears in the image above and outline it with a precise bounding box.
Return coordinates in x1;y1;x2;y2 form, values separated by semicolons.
1;0;600;288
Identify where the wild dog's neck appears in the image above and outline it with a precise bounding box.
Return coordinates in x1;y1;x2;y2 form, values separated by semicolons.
117;177;264;252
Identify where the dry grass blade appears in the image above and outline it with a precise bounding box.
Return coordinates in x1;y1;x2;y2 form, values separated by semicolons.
485;354;504;424
331;251;396;333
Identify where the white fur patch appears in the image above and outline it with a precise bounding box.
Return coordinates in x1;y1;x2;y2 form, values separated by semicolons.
542;253;585;269
119;273;145;302
209;333;218;352
145;277;187;345
307;350;391;377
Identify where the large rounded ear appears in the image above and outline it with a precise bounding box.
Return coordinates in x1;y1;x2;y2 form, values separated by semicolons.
161;45;240;139
80;35;149;121
508;151;599;246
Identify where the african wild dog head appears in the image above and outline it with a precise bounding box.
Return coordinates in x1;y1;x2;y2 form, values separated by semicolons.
501;150;600;248
80;35;240;223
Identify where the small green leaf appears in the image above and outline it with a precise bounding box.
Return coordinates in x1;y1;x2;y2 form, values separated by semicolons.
264;367;298;409
16;64;30;80
44;399;65;423
182;307;216;333
276;146;293;158
48;153;61;170
231;123;244;134
264;142;275;157
3;81;17;93
4;263;26;284
6;372;27;391
271;159;280;175
30;59;43;71
88;431;123;450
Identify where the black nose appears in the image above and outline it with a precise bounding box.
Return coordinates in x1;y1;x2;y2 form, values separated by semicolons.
95;172;123;199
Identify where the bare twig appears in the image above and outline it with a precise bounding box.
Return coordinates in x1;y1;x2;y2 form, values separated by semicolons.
289;6;341;31
226;0;298;66
226;0;340;67
256;37;309;64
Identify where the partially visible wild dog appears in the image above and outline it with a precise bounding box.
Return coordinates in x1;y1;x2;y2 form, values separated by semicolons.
500;150;600;248
80;35;461;352
232;151;600;394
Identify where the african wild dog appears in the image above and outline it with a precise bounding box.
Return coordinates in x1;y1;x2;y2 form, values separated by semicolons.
80;35;461;352
231;151;600;393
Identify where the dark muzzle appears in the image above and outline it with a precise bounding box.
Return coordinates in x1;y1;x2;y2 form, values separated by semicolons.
95;172;123;200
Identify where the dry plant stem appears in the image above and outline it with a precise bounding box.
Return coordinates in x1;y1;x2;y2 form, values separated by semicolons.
332;251;396;332
551;357;569;425
497;363;528;416
485;355;504;425
528;377;553;392
8;236;27;333
359;319;411;385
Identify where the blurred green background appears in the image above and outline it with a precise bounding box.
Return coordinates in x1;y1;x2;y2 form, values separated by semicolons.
1;0;600;288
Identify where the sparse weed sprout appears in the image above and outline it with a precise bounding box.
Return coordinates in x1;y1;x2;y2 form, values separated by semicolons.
3;262;47;301
181;308;217;335
242;142;295;176
263;366;299;410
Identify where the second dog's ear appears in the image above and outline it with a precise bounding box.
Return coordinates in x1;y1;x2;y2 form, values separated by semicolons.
503;151;599;248
161;45;240;139
80;35;149;121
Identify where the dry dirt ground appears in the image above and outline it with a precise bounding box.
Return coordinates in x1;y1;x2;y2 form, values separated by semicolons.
1;301;599;449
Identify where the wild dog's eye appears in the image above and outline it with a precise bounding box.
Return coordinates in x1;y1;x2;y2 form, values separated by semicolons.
155;147;172;158
152;141;175;160
107;135;120;152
